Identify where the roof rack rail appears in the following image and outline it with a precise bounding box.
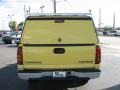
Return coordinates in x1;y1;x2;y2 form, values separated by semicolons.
27;13;92;17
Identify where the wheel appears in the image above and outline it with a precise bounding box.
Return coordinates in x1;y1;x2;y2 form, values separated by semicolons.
4;41;9;44
17;43;19;46
11;39;15;44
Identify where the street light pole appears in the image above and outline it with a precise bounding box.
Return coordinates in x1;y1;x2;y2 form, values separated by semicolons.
8;14;14;31
40;5;44;13
2;20;4;30
8;14;14;21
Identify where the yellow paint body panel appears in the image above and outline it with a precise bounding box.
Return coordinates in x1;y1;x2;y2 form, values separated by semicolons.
22;20;97;44
23;46;95;69
19;16;99;70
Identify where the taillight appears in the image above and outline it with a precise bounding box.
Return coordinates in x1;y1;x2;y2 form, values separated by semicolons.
95;45;101;64
17;46;23;65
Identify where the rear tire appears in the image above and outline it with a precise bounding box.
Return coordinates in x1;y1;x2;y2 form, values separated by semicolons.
11;39;15;44
17;43;19;46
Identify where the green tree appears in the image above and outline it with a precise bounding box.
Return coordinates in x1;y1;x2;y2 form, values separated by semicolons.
103;26;113;32
17;22;24;30
9;21;17;31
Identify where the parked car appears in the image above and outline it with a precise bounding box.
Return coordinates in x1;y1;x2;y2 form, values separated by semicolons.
17;14;101;84
107;30;117;36
2;31;17;44
2;31;11;42
0;31;2;37
115;30;120;36
97;31;103;36
15;31;22;45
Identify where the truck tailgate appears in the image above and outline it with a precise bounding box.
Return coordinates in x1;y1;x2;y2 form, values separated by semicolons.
23;45;96;69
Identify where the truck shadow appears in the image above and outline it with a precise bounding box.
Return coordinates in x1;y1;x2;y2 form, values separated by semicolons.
29;80;69;90
28;79;87;90
0;64;28;90
104;84;120;90
0;63;88;90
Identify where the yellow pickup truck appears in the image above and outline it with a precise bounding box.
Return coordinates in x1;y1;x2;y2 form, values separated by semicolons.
17;14;101;83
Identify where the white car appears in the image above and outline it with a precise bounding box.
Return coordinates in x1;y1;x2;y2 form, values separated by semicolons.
97;31;103;36
15;31;22;45
115;30;120;36
107;31;117;36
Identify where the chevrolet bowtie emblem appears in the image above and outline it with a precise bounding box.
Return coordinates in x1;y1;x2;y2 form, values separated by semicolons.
58;37;62;42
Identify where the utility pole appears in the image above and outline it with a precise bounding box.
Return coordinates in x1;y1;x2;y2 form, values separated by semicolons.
99;8;101;31
53;0;56;13
52;0;67;13
8;14;14;21
24;5;26;19
113;12;115;31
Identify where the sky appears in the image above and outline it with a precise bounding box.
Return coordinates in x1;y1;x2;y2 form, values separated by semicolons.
0;0;120;30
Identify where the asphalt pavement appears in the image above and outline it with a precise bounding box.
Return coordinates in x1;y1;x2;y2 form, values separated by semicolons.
0;36;120;90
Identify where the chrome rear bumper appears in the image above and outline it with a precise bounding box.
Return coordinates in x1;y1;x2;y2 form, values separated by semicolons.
18;70;100;80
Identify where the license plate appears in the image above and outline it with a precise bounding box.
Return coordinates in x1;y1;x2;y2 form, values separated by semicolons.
53;71;66;78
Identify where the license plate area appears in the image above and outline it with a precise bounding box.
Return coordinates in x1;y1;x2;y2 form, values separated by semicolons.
53;71;66;78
